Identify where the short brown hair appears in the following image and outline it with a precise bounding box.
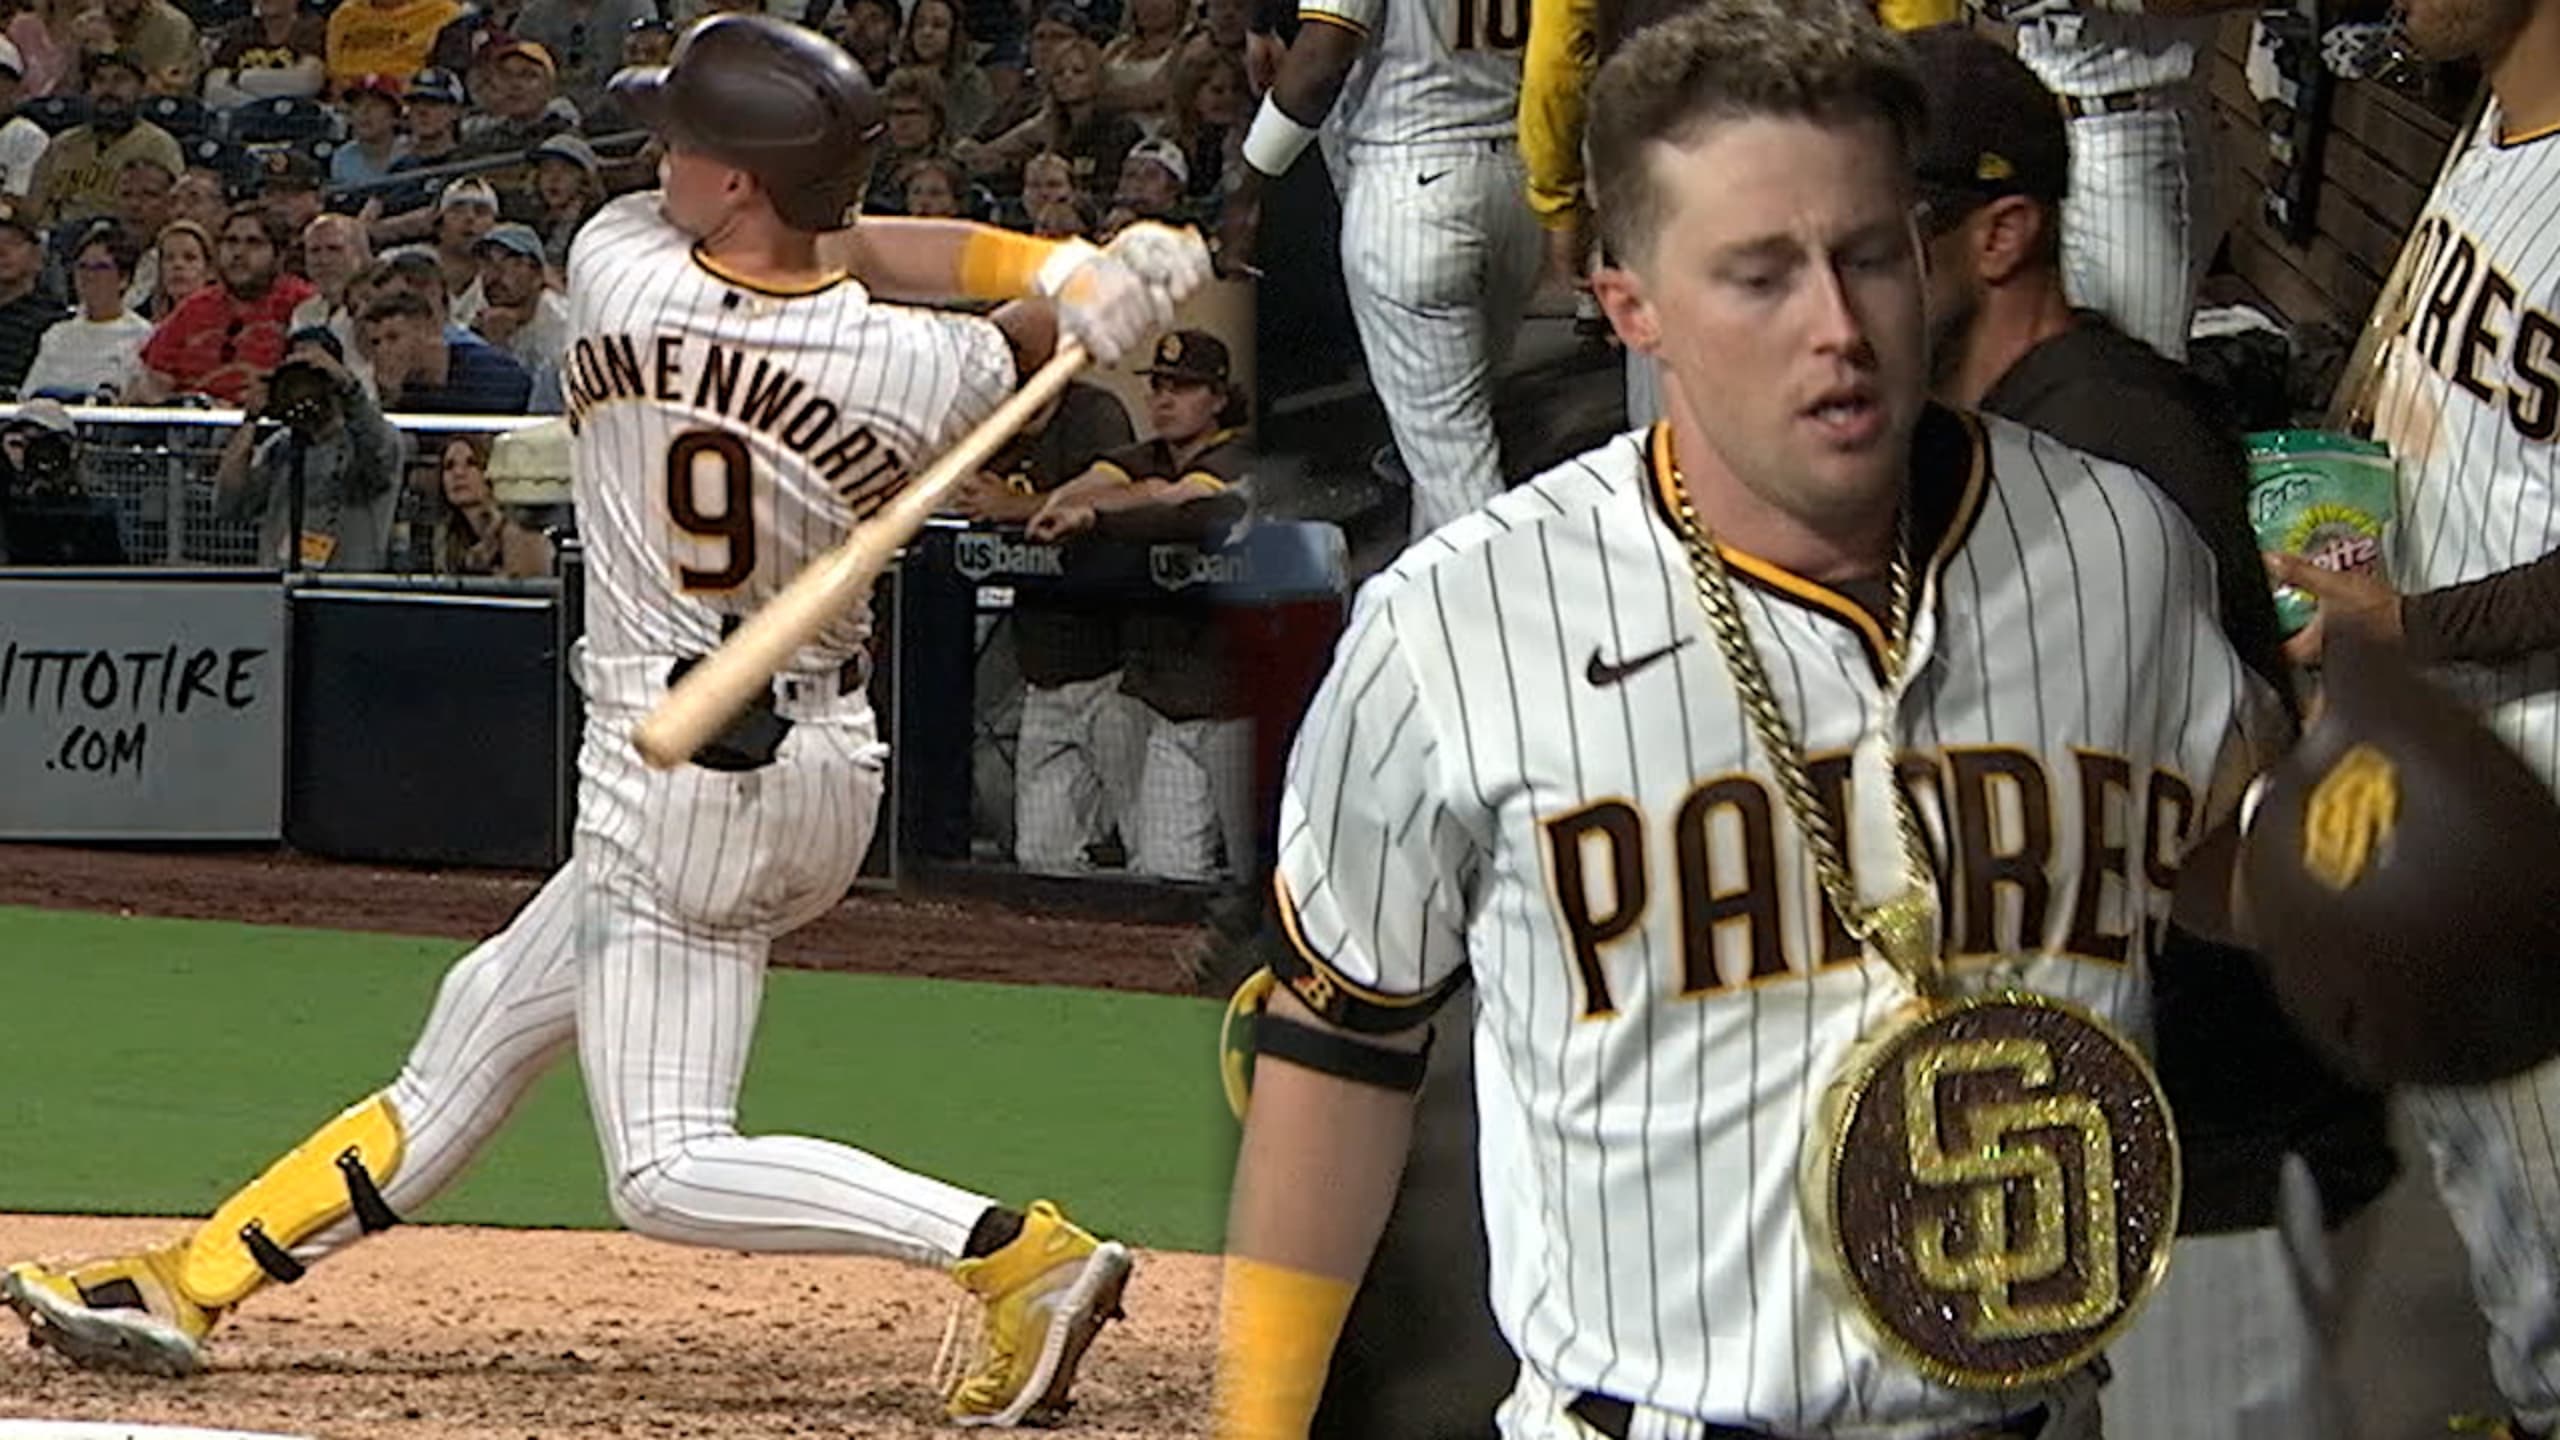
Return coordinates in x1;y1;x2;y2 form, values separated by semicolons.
1588;0;1926;267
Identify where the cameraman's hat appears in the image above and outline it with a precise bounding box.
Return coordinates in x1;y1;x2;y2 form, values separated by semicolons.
6;398;74;434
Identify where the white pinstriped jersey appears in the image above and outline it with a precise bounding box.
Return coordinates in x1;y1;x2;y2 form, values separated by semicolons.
2006;4;2218;96
1273;410;2260;1438
564;192;1016;672
1298;0;1523;150
2375;113;2560;788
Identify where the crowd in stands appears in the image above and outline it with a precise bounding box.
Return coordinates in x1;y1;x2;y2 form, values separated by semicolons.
0;0;1250;417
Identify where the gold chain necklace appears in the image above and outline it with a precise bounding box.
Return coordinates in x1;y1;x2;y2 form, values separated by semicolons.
1664;452;1946;999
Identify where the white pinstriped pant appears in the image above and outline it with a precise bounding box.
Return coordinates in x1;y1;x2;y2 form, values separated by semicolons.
290;647;990;1271
2406;1073;2560;1432
1128;711;1255;883
1337;136;1545;541
2058;97;2216;363
1013;670;1150;875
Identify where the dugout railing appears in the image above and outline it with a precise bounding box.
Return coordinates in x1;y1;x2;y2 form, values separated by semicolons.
0;404;1348;918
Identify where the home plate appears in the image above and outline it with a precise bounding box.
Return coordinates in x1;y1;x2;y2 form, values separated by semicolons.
0;1425;314;1439
0;1414;313;1424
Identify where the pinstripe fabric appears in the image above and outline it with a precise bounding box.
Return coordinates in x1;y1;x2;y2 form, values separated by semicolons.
1272;413;2259;1438
2372;111;2560;1435
1128;713;1256;880
1014;671;1150;874
2012;9;2223;361
1339;141;1545;539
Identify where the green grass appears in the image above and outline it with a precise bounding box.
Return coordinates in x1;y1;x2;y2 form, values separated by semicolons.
0;906;1237;1253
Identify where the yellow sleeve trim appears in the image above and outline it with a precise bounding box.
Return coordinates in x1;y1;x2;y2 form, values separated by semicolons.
1516;0;1597;226
1177;470;1229;491
1295;9;1368;36
1213;1256;1357;1440
1091;460;1136;486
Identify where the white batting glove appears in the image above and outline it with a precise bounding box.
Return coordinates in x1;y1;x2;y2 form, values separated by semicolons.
1102;222;1215;305
1035;241;1176;367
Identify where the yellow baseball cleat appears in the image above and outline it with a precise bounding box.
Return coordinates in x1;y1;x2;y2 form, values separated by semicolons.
3;1245;222;1378
938;1201;1133;1427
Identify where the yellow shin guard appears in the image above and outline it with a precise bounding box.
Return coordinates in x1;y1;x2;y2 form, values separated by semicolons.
177;1093;407;1309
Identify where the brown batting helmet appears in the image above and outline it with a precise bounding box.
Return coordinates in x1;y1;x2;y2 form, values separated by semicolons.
607;14;885;233
2239;631;2560;1088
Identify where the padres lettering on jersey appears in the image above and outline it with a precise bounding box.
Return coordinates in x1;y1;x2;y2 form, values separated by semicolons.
567;193;1015;672
2376;113;2560;785
1273;409;2257;1437
1299;0;1524;149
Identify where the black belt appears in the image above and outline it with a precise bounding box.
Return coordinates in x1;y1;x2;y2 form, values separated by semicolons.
664;652;868;773
1565;1394;2049;1440
2058;88;2180;120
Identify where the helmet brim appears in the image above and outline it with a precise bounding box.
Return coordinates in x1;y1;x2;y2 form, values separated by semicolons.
607;66;678;139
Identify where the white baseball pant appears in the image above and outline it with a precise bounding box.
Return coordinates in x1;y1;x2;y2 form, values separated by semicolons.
2406;1070;2560;1434
2059;97;2216;362
1013;670;1151;874
288;647;991;1272
1337;137;1544;541
1128;712;1256;883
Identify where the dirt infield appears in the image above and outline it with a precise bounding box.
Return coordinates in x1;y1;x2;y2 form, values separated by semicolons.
0;1217;1211;1439
0;844;1207;995
0;847;1219;1436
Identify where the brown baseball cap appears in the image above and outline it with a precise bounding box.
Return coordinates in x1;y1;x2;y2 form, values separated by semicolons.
1904;24;2069;214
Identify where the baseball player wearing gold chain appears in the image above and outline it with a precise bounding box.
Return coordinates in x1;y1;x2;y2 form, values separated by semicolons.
2;17;1211;1427
1213;5;2274;1438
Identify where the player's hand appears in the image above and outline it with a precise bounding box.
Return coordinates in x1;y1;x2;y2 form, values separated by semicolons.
1545;214;1593;293
2266;551;2404;666
1044;244;1176;367
1104;220;1215;302
1027;499;1097;541
1217;173;1263;277
952;472;1017;521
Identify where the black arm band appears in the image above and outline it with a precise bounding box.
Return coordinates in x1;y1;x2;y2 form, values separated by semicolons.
1254;1013;1433;1094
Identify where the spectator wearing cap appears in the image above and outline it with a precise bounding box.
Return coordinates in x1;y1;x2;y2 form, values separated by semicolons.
134;216;208;319
959;33;1137;202
1101;135;1186;235
523;133;600;267
897;0;994;141
866;68;952;216
26;53;183;228
510;0;653;123
259;149;326;245
360;286;531;414
459;39;578;156
1028;327;1255;882
326;0;461;94
379;66;466;203
0;40;46;198
978;3;1082;137
578;15;669;130
98;0;199;93
330;73;410;186
469;221;560;371
0;202;66;394
131;206;316;406
212;327;407;572
830;0;898;83
203;0;327;108
427;176;495;326
1099;0;1181;121
21;223;146;398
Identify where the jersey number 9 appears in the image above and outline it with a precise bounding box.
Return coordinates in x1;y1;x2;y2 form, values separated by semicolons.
1452;0;1526;51
667;429;757;591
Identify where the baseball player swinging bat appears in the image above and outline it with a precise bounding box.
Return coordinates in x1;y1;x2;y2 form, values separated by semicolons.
633;340;1092;770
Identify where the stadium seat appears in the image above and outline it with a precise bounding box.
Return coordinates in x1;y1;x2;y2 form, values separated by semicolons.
140;94;211;139
21;95;88;135
227;95;338;145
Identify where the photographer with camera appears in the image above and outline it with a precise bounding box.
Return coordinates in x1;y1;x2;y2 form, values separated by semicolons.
0;398;125;564
210;327;407;572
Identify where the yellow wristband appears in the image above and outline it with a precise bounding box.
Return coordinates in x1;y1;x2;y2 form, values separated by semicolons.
1213;1255;1358;1440
955;226;1092;301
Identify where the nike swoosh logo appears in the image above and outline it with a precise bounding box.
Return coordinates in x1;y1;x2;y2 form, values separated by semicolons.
1417;169;1452;186
1584;637;1693;687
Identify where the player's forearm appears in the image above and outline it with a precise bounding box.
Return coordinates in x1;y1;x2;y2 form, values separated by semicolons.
987;299;1061;377
2402;550;2560;667
1216;1032;1420;1437
1084;476;1190;514
1518;0;1594;228
1267;22;1363;137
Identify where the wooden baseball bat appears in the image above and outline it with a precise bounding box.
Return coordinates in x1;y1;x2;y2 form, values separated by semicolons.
632;340;1091;770
2323;90;2488;434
